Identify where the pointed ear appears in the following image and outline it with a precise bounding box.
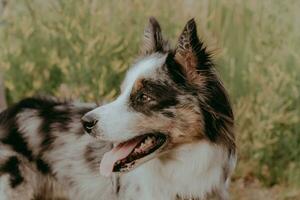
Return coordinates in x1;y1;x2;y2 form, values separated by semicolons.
174;19;211;77
140;17;169;55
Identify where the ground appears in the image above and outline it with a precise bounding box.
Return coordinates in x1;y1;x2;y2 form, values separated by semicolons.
231;179;300;200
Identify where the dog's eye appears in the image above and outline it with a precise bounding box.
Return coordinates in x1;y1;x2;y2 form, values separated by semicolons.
137;93;152;103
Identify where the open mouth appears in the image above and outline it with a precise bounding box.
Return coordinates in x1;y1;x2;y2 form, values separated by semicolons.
99;133;167;177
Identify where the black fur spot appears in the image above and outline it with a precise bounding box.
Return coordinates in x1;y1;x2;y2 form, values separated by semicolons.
0;97;65;156
35;158;51;174
201;108;218;142
165;53;187;86
0;97;82;159
0;156;24;188
200;75;234;142
206;79;233;119
39;107;72;133
189;29;212;71
2;125;33;161
130;80;179;115
161;111;175;118
38;105;72;152
0;97;61;123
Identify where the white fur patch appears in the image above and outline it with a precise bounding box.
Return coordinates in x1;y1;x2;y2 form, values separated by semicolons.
225;152;237;189
121;141;231;200
0;175;10;200
121;54;167;93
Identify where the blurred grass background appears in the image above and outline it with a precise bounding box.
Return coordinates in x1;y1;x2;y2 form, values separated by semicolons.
0;0;299;199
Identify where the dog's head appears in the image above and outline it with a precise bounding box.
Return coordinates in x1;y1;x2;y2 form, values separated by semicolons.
82;18;235;176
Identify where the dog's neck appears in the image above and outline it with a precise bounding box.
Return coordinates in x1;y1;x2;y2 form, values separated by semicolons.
117;141;233;200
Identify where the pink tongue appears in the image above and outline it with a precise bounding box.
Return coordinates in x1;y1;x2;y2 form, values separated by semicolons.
100;138;142;177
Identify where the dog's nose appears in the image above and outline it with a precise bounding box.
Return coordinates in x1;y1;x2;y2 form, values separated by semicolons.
81;114;98;133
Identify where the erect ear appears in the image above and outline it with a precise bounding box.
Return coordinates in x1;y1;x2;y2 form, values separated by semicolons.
140;17;169;55
174;19;212;79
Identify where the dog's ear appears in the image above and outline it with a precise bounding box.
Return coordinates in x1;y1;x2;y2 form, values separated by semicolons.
140;17;169;55
174;19;212;81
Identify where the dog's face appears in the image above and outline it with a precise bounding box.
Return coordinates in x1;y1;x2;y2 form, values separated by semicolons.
82;18;234;176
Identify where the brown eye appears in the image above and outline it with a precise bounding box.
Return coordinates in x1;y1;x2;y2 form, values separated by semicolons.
138;93;152;103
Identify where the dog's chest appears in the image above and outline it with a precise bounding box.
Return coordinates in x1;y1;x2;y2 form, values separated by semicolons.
117;143;226;200
118;162;204;200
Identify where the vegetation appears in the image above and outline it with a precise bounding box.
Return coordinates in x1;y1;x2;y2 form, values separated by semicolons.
0;0;299;198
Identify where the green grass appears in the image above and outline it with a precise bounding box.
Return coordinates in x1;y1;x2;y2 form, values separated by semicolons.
0;0;299;190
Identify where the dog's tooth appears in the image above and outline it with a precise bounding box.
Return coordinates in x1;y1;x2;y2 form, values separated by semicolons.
131;136;157;157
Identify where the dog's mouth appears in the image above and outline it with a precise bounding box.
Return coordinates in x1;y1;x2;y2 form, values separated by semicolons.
99;133;167;177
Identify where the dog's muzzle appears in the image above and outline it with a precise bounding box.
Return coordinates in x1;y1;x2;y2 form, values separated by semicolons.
81;113;98;134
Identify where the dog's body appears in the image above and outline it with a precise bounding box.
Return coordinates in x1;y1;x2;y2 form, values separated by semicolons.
0;98;113;200
0;18;236;200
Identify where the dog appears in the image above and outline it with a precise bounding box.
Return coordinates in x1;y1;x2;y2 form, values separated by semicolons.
0;18;236;200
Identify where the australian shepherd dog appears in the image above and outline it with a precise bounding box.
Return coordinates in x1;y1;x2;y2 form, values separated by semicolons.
0;18;236;200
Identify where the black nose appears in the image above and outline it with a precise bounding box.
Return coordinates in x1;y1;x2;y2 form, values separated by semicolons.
81;114;98;133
